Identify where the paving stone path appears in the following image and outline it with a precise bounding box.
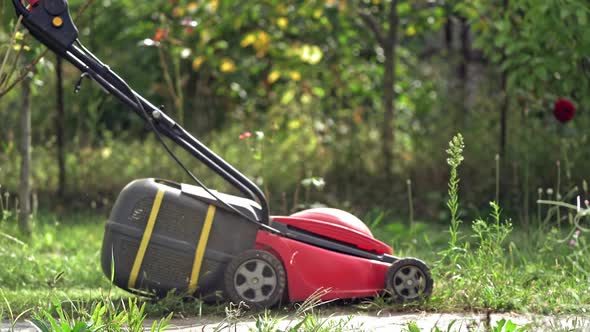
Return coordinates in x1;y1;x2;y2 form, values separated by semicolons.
3;312;588;332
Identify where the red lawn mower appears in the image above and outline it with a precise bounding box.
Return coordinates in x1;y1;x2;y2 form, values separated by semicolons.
12;0;434;308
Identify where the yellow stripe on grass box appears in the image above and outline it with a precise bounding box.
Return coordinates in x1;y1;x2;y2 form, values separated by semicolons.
128;189;165;289
189;205;216;294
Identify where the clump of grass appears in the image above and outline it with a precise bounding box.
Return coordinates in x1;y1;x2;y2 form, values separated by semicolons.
547;316;590;331
0;289;33;331
360;133;590;313
206;289;358;332
248;312;359;332
30;298;173;332
434;200;517;310
426;134;590;313
434;135;517;309
537;196;590;275
404;318;529;332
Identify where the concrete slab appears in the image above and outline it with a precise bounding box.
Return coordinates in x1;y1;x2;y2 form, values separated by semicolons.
3;312;588;331
162;313;589;331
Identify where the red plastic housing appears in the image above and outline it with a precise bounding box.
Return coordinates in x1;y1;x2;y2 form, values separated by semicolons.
255;208;392;301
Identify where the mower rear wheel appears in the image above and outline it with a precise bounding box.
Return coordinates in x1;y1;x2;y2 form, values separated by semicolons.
224;249;286;309
386;258;433;303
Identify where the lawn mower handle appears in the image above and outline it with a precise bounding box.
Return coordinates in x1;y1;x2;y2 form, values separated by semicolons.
12;0;28;16
12;0;271;225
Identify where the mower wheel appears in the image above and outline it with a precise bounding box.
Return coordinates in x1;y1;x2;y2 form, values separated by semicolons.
385;258;433;303
224;249;286;309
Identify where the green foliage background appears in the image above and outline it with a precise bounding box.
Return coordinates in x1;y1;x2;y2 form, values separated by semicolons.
1;0;590;222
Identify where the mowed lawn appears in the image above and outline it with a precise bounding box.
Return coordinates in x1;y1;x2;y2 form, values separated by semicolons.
1;213;118;312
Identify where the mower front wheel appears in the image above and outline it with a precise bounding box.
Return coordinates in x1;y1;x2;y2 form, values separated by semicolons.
386;258;433;303
224;249;286;309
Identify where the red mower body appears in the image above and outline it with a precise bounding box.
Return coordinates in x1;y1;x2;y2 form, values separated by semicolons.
255;208;392;301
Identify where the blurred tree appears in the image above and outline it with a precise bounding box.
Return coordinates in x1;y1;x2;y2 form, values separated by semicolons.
56;55;66;199
357;0;399;180
457;0;590;205
460;0;590;151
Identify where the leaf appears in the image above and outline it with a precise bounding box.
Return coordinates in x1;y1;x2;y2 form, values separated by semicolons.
72;322;89;332
214;40;228;50
494;35;508;48
405;321;421;332
277;17;289;29
192;56;205;71
504;319;517;332
267;70;281;84
578;11;588;25
220;58;236;73
398;3;412;15
289;71;301;81
560;7;570;19
492;318;506;332
61;321;72;332
534;66;548;81
312;87;325;97
29;319;51;332
281;90;295;104
287;315;308;332
187;2;199;14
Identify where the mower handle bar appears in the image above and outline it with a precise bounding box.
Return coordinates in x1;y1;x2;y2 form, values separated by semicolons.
12;0;271;225
13;0;29;16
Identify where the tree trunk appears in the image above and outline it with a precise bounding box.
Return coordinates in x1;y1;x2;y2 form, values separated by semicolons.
56;55;66;199
19;76;32;237
444;11;453;52
499;72;508;157
497;71;508;205
498;0;510;204
458;16;470;114
381;0;399;180
499;0;510;158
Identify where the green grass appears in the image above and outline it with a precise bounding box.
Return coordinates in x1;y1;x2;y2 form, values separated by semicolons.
2;135;590;329
0;213;115;309
1;207;589;332
1;209;589;318
0;211;228;317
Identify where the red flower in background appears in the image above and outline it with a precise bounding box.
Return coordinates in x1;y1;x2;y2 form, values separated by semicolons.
239;132;252;140
153;28;169;42
553;98;576;123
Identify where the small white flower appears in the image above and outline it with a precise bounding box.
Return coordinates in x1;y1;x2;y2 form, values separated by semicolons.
180;48;192;59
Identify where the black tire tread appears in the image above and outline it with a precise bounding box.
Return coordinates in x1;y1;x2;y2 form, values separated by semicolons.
385;257;433;303
223;249;287;309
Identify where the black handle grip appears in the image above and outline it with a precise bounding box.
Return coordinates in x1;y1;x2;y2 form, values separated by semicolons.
12;0;30;16
14;0;79;53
